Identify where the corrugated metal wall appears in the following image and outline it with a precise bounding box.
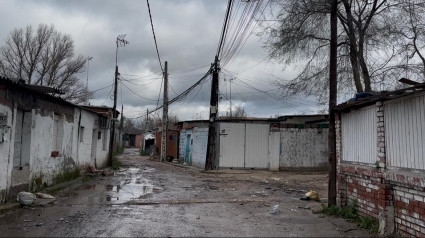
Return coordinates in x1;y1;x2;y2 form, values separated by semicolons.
219;123;245;168
341;105;377;164
245;124;269;168
384;94;425;170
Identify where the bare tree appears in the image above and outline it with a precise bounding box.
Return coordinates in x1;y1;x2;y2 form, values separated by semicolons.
222;105;247;119
388;0;425;80
261;0;424;103
0;24;92;104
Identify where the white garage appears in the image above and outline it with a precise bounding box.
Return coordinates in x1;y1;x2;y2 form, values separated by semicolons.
218;122;272;169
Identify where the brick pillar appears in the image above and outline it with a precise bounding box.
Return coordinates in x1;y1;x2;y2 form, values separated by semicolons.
376;101;395;236
376;101;386;167
335;113;346;206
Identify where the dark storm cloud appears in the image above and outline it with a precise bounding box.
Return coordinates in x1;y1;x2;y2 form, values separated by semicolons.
0;0;320;120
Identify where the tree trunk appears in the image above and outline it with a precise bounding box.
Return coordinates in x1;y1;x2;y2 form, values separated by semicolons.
342;0;364;93
358;44;372;92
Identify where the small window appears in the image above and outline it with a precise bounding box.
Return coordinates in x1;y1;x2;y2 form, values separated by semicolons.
80;126;85;143
98;131;102;139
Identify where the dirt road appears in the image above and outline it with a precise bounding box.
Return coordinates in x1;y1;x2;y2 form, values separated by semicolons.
0;148;372;237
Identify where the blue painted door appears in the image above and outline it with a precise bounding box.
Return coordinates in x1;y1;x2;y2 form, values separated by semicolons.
185;134;192;164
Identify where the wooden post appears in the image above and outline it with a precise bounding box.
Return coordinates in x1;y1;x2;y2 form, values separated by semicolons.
161;61;168;162
328;0;338;206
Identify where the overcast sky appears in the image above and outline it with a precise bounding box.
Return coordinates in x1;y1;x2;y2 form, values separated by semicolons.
0;0;321;121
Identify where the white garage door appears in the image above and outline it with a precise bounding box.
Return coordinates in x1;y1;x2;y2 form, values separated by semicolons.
219;123;245;168
219;122;270;169
245;124;269;169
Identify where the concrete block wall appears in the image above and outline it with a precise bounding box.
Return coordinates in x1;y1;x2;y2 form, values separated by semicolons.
279;128;328;170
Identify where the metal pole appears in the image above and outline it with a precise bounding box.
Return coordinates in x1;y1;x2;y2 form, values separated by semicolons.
206;56;220;170
328;0;338;207
86;57;93;90
229;78;233;117
161;61;168;162
146;108;149;131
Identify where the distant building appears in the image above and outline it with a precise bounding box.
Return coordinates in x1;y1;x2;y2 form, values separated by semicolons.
175;115;329;170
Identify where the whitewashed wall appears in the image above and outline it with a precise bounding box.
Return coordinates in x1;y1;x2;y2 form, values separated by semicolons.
279;128;328;169
0;104;14;202
30;110;76;188
179;129;187;160
96;128;110;168
385;93;425;170
268;132;280;171
341;105;377;164
191;127;208;169
76;110;97;167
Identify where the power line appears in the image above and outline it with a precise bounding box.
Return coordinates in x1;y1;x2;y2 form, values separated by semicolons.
91;83;114;93
146;0;165;108
120;80;158;102
102;83;114;105
131;69;213;119
216;0;234;58
146;0;164;74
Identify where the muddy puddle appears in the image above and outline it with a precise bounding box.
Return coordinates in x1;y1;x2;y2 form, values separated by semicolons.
65;167;158;205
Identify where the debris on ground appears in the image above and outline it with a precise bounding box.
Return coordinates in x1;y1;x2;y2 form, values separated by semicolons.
16;192;36;206
88;166;104;176
300;190;320;202
269;205;279;214
297;206;311;210
102;171;114;176
36;193;55;199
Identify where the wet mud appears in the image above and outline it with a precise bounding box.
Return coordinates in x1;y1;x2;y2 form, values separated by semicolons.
0;148;373;237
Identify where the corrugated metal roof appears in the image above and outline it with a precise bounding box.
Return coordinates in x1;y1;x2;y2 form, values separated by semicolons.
335;83;425;112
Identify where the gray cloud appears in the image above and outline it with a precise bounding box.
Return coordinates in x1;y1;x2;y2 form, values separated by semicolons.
0;0;320;121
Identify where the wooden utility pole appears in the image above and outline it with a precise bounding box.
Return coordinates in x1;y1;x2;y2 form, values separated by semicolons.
206;56;220;170
109;63;118;166
160;61;168;162
119;105;124;147
328;0;338;206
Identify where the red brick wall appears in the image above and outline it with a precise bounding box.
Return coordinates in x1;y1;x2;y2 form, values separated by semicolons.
345;174;381;218
155;130;178;159
394;186;425;237
134;135;142;148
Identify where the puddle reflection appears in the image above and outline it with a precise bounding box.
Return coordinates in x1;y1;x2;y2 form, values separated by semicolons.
74;167;155;204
